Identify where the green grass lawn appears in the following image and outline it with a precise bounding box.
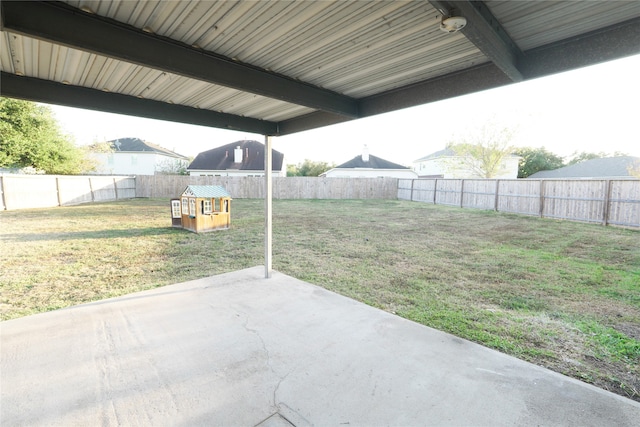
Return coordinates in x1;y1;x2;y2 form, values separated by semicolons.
1;198;639;401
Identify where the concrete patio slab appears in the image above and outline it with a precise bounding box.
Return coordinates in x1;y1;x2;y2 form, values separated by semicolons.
2;266;639;426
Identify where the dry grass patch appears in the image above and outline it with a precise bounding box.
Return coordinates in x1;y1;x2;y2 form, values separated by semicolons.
1;198;638;401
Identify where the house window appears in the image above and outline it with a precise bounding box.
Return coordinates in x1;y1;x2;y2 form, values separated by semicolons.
107;154;114;165
182;198;188;214
171;200;181;218
131;154;138;165
189;198;196;217
203;199;212;214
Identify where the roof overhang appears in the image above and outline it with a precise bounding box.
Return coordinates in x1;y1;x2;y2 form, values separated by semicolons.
2;1;639;136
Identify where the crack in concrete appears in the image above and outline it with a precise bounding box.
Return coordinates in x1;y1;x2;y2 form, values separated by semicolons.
241;312;291;412
273;371;291;411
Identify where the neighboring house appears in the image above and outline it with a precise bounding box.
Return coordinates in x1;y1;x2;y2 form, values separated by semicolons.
528;156;640;179
412;148;520;179
188;140;285;177
90;137;190;175
321;146;417;178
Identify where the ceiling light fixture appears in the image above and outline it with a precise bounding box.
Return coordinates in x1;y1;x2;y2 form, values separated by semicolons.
440;16;467;33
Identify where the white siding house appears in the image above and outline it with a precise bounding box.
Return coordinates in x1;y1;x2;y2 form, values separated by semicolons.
90;138;190;175
413;148;520;179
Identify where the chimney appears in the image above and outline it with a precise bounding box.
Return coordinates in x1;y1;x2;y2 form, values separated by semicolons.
362;144;370;162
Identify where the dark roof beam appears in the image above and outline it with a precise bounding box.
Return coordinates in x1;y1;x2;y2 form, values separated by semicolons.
1;72;278;135
520;16;640;79
430;1;524;82
278;63;512;135
0;1;359;118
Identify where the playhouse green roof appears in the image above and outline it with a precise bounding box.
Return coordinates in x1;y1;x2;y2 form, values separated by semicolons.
182;185;231;198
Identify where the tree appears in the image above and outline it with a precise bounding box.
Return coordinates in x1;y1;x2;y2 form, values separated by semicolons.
0;97;94;174
628;160;640;178
514;147;564;178
286;164;299;176
287;159;335;177
86;140;115;153
156;158;190;175
446;125;516;178
566;151;627;165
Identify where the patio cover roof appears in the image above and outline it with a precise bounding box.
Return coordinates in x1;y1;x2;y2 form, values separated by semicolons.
2;1;640;137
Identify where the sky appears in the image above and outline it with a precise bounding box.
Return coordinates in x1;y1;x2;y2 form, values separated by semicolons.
46;53;640;167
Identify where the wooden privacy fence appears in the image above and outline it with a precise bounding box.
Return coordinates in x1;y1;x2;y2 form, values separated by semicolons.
1;175;397;210
398;178;640;228
3;174;638;229
136;175;399;199
0;175;135;210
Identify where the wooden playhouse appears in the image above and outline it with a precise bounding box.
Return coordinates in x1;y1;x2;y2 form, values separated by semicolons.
171;185;231;233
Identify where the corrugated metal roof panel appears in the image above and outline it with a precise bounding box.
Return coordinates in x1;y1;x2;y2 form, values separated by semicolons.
0;33;18;75
0;33;311;122
3;0;487;121
62;0;487;98
486;1;640;51
4;1;638;135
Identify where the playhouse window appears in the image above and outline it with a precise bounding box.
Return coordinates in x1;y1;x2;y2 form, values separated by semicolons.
212;198;217;212
182;198;188;214
189;198;196;217
223;199;229;212
171;200;181;218
203;199;212;214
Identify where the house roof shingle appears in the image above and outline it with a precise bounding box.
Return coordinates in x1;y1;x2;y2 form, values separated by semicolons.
335;154;408;169
182;185;231;198
414;148;520;162
528;156;640;178
414;148;455;162
107;137;189;159
188;140;284;172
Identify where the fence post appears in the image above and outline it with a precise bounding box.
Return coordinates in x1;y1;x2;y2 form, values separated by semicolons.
113;178;119;200
494;179;500;212
433;179;438;204
539;180;545;218
55;177;62;207
410;179;415;201
602;180;612;226
460;179;465;208
88;178;95;202
0;175;6;210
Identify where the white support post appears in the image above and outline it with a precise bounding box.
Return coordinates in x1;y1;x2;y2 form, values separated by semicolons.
264;135;273;278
